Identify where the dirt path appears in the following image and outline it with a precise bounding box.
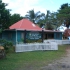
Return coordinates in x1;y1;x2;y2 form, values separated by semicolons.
40;47;70;70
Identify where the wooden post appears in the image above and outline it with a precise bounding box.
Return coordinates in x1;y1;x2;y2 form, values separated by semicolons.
16;30;17;44
42;30;44;43
24;30;26;43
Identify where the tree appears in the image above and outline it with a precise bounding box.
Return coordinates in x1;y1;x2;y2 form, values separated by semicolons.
57;3;70;28
36;13;45;27
10;14;23;25
37;19;45;28
25;9;45;24
0;0;11;31
45;10;58;30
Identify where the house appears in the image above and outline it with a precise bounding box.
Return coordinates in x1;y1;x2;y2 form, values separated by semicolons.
63;29;70;40
0;19;63;44
44;30;62;40
1;19;43;44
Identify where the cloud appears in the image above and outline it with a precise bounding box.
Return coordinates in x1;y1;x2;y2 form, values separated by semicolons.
2;0;47;16
49;0;54;4
50;0;54;4
2;0;24;10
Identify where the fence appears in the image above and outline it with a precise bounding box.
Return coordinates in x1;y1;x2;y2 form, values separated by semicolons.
15;40;70;52
44;40;70;45
15;42;58;52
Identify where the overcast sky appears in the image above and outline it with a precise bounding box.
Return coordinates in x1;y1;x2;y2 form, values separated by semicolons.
2;0;70;16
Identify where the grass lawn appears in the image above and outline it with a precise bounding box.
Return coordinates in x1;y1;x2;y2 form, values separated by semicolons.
0;45;69;70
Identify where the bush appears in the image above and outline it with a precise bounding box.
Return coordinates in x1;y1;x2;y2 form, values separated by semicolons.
0;39;13;52
26;39;42;43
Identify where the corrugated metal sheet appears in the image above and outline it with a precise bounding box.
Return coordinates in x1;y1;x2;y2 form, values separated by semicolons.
9;19;42;31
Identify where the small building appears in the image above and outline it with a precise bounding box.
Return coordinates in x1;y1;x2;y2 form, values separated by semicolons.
44;30;62;40
1;19;42;44
0;19;63;44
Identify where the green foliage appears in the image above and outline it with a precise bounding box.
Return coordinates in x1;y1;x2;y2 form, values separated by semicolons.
0;1;23;30
10;14;23;25
26;39;42;43
45;23;54;30
0;0;11;30
20;38;24;43
0;39;13;52
45;10;59;30
25;9;45;24
0;29;2;33
57;3;70;28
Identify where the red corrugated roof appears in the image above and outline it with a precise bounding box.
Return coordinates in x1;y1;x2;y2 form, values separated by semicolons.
9;19;42;31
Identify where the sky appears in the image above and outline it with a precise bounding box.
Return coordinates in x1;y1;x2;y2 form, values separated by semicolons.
2;0;70;17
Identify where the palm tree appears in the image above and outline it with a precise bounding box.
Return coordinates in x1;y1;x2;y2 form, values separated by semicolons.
45;10;58;30
25;9;45;24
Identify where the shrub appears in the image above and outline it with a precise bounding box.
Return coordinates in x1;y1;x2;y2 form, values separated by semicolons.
0;39;13;52
26;39;42;43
